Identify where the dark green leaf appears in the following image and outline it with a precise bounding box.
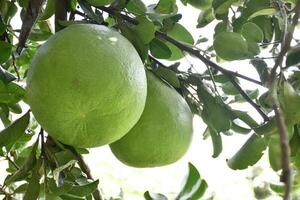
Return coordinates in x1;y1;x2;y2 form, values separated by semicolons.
290;125;300;157
144;191;168;200
0;111;30;148
212;0;236;16
77;0;103;24
68;180;99;197
39;0;55;20
233;110;259;128
250;16;273;43
197;8;214;28
227;134;267;169
248;8;277;20
0;81;26;104
152;67;180;88
177;163;207;200
29;29;53;41
155;0;177;14
0;41;12;64
286;47;300;67
8;103;22;114
268;135;281;171
250;59;269;85
5;138;39;185
0;66;17;83
234;89;259;103
49;179;73;196
231;122;251;134
150;38;172;59
209;127;222;158
23;159;42;200
127;0;147;14
134;16;156;44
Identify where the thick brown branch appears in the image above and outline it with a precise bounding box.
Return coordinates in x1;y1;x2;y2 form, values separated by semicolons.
54;0;69;31
16;0;45;54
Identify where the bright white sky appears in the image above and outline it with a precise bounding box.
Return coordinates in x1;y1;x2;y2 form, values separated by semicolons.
0;1;291;199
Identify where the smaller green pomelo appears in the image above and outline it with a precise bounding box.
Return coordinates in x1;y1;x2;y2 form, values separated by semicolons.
165;23;194;61
188;0;212;10
87;0;113;6
110;72;193;168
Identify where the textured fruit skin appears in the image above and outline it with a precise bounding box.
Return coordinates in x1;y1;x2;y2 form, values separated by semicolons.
110;72;193;168
188;0;212;10
26;24;147;148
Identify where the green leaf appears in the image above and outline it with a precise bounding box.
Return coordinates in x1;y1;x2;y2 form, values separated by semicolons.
144;191;168;200
240;0;271;19
197;8;214;28
49;179;73;196
290;125;300;157
164;23;194;61
134;16;156;44
213;32;249;61
268;135;281;171
0;81;26;104
209;127;222;157
250;16;273;43
0;41;12;64
23;159;42;200
77;0;103;24
152;67;180;88
286;47;300;67
248;8;277;20
222;81;239;95
212;0;236;16
227;134;267;169
250;59;269;85
5;138;39;185
0;111;30;148
150;38;172;59
39;0;55;20
155;0;177;14
68;180;99;197
176;163;207;200
0;66;16;83
53;160;77;183
231;122;251;134
241;22;263;43
127;0;147;14
29;29;53;41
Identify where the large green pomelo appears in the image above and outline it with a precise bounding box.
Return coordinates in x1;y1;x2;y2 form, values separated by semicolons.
110;72;193;168
26;24;147;148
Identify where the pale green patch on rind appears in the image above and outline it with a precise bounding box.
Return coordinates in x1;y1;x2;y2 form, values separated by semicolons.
26;24;147;148
110;72;193;168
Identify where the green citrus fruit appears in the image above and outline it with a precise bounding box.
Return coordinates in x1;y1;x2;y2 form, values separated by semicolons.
86;0;113;6
110;72;193;168
188;0;212;10
26;24;147;148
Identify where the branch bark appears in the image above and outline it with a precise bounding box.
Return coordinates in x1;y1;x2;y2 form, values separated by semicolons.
16;0;45;54
268;1;300;199
54;0;69;31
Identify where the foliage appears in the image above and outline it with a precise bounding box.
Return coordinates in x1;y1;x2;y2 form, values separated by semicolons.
0;0;300;199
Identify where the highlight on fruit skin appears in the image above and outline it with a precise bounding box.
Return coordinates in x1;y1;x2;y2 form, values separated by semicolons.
26;24;147;148
110;71;193;168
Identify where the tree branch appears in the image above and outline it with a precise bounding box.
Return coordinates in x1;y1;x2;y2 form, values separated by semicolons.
54;0;69;31
96;6;269;121
268;1;300;199
16;0;45;54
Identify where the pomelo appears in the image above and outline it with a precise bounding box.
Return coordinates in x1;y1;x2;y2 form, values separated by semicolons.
110;72;193;168
26;24;147;148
